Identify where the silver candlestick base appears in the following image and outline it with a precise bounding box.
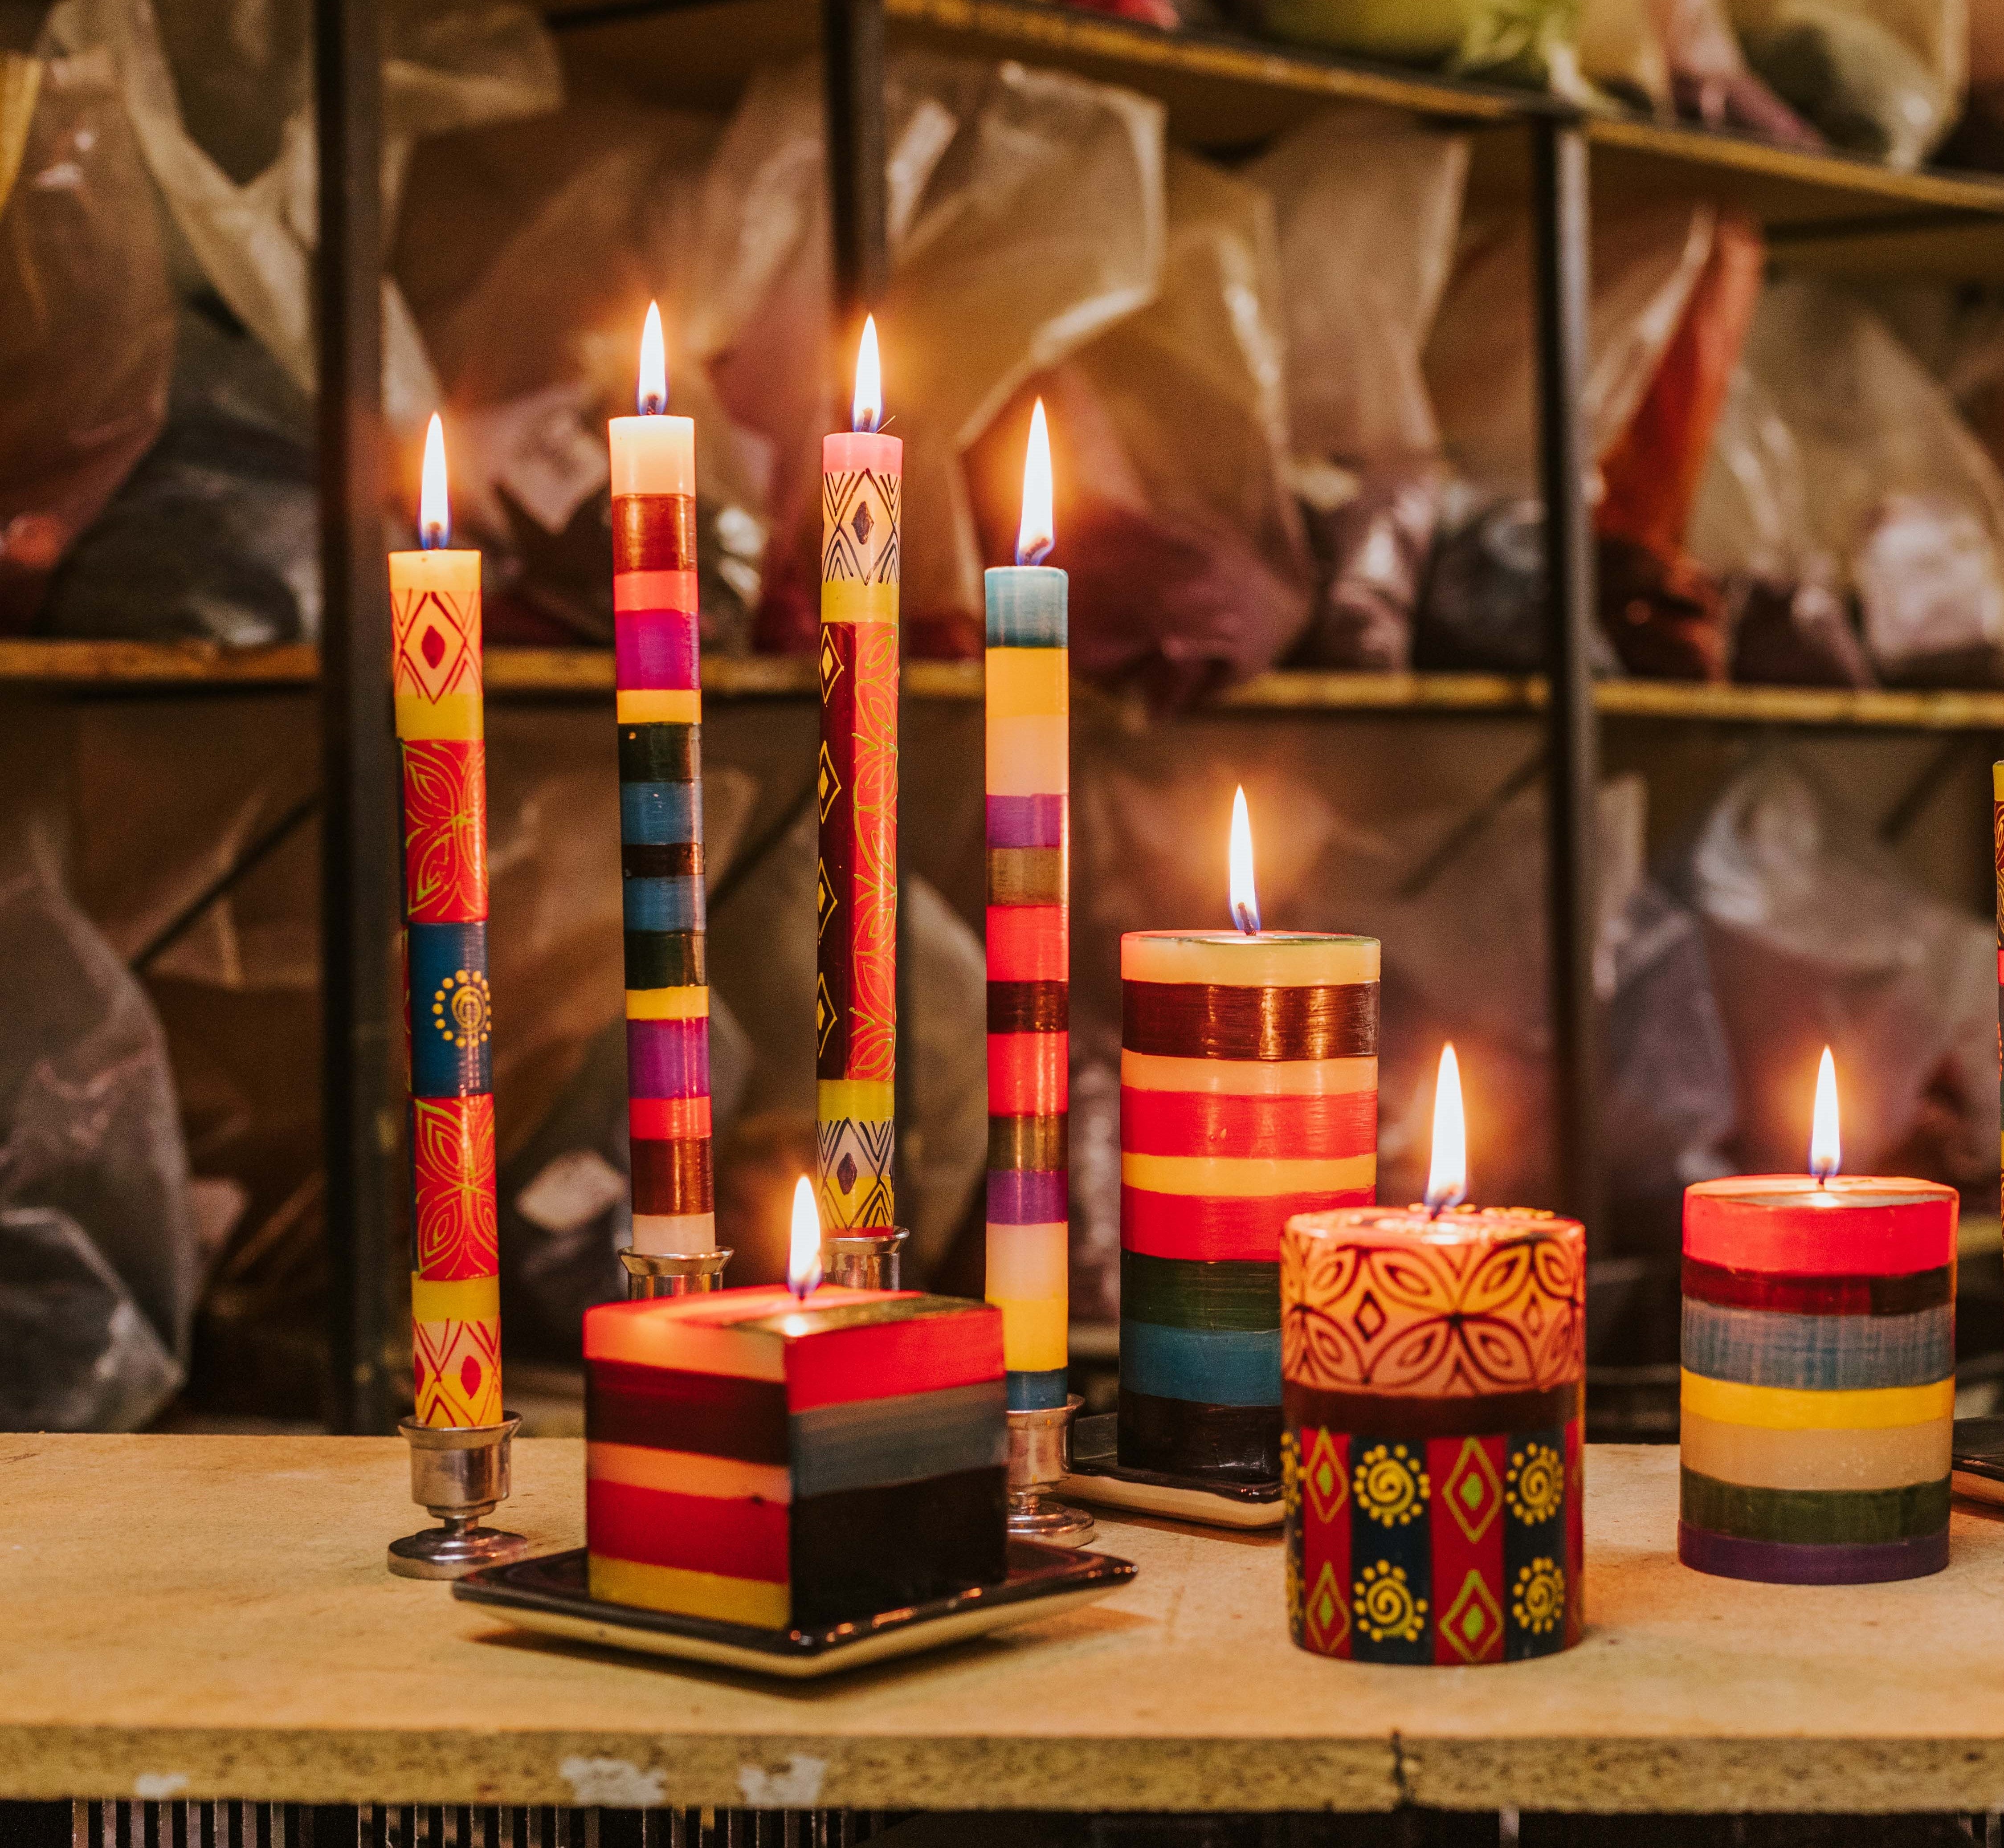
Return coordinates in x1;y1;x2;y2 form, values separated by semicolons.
388;1413;528;1580
1005;1394;1094;1547
619;1246;732;1300
827;1230;909;1290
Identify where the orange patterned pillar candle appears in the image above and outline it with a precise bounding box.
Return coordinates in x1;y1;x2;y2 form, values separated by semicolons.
392;415;502;1428
817;317;902;1237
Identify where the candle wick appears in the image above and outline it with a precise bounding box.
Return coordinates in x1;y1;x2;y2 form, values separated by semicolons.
1232;900;1260;936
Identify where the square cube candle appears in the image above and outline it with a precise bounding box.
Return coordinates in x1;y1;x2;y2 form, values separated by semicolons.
583;1286;1009;1629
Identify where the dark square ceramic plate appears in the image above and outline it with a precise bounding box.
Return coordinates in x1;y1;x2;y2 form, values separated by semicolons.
1059;1413;1283;1530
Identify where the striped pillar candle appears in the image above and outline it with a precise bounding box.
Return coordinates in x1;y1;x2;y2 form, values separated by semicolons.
1118;926;1379;1482
609;306;714;1254
1679;1171;1958;1584
392;415;502;1428
817;318;902;1239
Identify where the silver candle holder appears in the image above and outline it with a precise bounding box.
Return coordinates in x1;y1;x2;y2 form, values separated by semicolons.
388;1414;528;1579
618;1247;733;1299
827;1230;909;1290
1005;1394;1094;1546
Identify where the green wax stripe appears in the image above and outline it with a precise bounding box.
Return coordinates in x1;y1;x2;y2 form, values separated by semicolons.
1121;1248;1278;1332
1679;1467;1951;1545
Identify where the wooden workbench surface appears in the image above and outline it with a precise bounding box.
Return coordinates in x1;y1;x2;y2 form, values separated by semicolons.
4;1436;2003;1814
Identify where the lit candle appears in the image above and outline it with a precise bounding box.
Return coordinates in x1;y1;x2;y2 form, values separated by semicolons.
392;414;502;1428
1281;1047;1586;1664
581;1174;1009;1628
1118;798;1380;1484
608;303;714;1255
817;317;902;1239
985;400;1069;1414
1678;1048;1957;1585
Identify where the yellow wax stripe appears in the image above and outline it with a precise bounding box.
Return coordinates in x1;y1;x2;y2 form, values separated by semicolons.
411;1274;500;1322
987;716;1070;795
817;1078;895;1122
1122;931;1379;987
626;986;709;1020
395;690;483;743
1679;1370;1956;1432
986;1221;1069;1296
986;649;1068;718
1120;1052;1377;1097
990;1295;1068;1372
822;581;899;625
1680;1408;1951;1493
616;689;701;725
1122;1152;1375;1197
587;1555;790;1628
586;1440;792;1504
1995;763;2003;798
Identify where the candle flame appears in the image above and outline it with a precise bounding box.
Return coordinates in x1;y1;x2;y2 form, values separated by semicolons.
852;315;882;434
788;1175;823;1301
637;301;667;416
1016;397;1054;565
1810;1045;1841;1184
1228;786;1259;935
419;412;449;550
1425;1044;1469;1216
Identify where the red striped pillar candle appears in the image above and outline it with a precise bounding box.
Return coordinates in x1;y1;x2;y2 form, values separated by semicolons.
986;400;1069;1413
392;416;502;1427
1281;1047;1586;1664
1118;792;1378;1483
817;317;902;1239
1679;1050;1957;1585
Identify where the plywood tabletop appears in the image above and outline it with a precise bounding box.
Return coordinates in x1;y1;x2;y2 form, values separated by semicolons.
3;1436;2003;1813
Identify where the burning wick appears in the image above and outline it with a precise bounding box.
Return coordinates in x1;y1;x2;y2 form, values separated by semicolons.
852;315;883;436
1228;786;1260;936
1809;1045;1841;1187
1424;1043;1468;1220
1016;397;1055;567
787;1175;824;1302
418;413;449;551
637;300;667;416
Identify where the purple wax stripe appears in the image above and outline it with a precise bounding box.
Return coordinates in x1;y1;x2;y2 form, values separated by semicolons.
625;1018;712;1099
987;1168;1068;1224
1677;1520;1948;1586
614;609;700;691
986;794;1066;849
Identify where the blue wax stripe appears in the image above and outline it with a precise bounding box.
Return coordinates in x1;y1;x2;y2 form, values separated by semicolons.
986;794;1065;849
1682;1300;1955;1391
620;781;702;847
1119;1320;1281;1407
407;920;492;1099
1007;1369;1071;1412
984;567;1068;648
623;874;704;934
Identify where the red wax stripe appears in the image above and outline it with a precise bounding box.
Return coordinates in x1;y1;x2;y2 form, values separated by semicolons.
613;569;698;613
1684;1183;1956;1277
988;1031;1068;1116
1294;1427;1352;1658
1680;1255;1952;1317
785;1306;1004;1411
1123;1185;1373;1262
630;1096;713;1141
1429;1432;1506;1665
986;905;1067;981
586;1477;788;1581
1120;1086;1376;1160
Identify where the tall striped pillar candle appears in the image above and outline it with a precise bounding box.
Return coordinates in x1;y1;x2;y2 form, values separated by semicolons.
1281;1047;1586;1664
986;400;1069;1413
817;317;902;1239
610;305;714;1254
1679;1051;1957;1585
1118;794;1378;1483
393;415;502;1428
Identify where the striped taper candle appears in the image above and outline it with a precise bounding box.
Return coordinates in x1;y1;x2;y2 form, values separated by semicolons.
817;317;902;1237
610;305;714;1254
393;415;502;1428
985;399;1069;1412
1118;798;1379;1483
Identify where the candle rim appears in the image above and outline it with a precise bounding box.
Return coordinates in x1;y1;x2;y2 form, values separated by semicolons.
1123;928;1377;946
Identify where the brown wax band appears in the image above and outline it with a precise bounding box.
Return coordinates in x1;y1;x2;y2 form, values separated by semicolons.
630;1136;715;1215
988;980;1068;1034
1118;1388;1281;1481
619;722;700;783
988;847;1064;906
1682;1256;1954;1318
612;492;697;575
988;1114;1068;1170
1123;980;1378;1062
621;842;705;880
588;1360;787;1462
1284;1379;1582;1439
624;929;705;990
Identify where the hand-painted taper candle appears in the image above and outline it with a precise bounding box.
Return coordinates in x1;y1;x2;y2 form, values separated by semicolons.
818;317;902;1236
1678;1051;1957;1585
1118;794;1379;1482
610;305;714;1254
393;415;502;1428
1282;1048;1586;1664
986;400;1069;1412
